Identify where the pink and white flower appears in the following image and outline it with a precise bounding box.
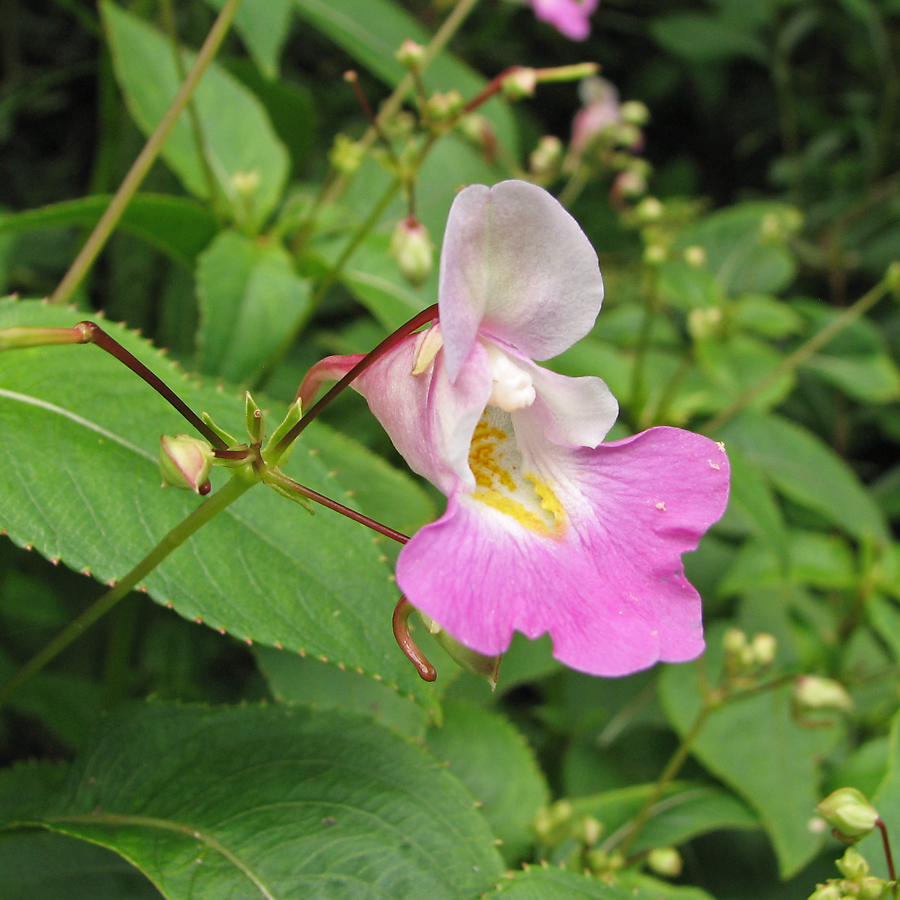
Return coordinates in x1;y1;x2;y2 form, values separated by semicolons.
300;180;729;677
528;0;599;41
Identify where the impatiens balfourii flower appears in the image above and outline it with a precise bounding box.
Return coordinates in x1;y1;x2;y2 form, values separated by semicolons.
528;0;599;41
299;180;729;677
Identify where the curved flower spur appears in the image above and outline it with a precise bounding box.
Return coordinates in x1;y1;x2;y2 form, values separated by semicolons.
300;180;730;678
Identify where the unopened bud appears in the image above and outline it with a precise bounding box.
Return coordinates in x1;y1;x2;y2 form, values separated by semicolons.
426;89;464;121
885;261;900;297
793;676;854;713
456;114;498;161
817;788;879;842
688;307;724;340
643;242;669;266
529;135;563;178
619;100;650;126
647;847;683;878
587;848;625;875
329;134;364;174
231;170;260;198
750;632;777;667
635;196;664;223
612;169;648;201
534;800;574;844
836;847;870;881
502;67;538;100
858;877;891;899
391;216;434;288
395;39;426;68
611;121;643;149
160;434;214;494
808;883;844;900
573;815;603;847
684;245;707;268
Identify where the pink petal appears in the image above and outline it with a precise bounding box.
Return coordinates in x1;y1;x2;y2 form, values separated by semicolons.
350;332;493;496
530;0;599;40
439;181;604;381
396;427;730;677
296;353;364;410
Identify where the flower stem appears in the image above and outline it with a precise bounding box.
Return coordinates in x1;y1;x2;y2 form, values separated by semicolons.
75;321;227;448
49;0;243;306
876;818;898;896
392;597;437;682
264;469;410;545
702;275;892;435
0;475;253;710
272;303;438;457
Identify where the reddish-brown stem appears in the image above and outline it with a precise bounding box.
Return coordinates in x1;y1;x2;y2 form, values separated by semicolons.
76;321;227;449
273;303;439;456
392;597;437;682
270;472;410;545
345;70;399;164
877;818;898;893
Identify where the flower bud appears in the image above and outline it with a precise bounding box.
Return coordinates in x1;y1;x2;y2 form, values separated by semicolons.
529;135;563;179
419;613;501;687
391;216;434;288
683;245;707;268
885;261;900;297
329;134;364;174
231;170;260;199
573;814;603;847
647;847;683;878
426;89;464;121
836;847;870;881
395;39;425;68
635;196;665;224
816;788;879;842
534;800;574;845
858;877;891;899
808;883;844;900
160;434;214;494
750;632;777;667
793;676;854;713
611;169;648;201
619;99;650;127
501;67;538;100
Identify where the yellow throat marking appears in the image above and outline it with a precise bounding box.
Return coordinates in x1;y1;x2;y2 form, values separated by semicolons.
467;412;565;538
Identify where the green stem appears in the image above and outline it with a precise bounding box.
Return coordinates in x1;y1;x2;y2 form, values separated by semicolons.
0;475;253;710
49;0;243;306
702;276;892;435
615;695;717;858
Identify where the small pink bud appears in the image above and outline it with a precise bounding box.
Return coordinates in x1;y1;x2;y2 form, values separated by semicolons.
395;39;425;68
391;216;434;288
160;434;214;494
501;67;538;100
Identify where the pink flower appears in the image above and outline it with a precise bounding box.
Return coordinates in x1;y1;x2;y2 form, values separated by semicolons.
529;0;599;41
300;181;730;677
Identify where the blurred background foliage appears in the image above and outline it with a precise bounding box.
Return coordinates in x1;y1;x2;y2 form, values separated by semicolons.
1;1;900;899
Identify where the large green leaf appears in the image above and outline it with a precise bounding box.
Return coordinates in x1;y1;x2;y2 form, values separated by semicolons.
291;0;517;152
0;195;218;269
659;630;841;877
204;0;293;79
426;701;550;864
195;229;311;383
0;702;505;900
718;412;889;545
102;2;288;227
0;832;163;900
0;299;433;705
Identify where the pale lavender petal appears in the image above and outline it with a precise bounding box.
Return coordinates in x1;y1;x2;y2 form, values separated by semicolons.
529;0;599;40
510;346;619;448
350;333;493;495
396;427;729;676
439;181;604;381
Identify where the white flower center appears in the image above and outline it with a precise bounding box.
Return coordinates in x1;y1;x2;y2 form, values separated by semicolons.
485;343;535;412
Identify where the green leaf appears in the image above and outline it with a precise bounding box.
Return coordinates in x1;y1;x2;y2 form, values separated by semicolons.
657;260;725;311
659;629;841;877
732;294;804;339
291;0;517;152
486;867;715;899
102;2;288;227
0;831;162;900
793;298;900;404
426;701;550;864
651;13;768;64
718;412;889;545
204;0;293;79
1;702;505;899
676;202;799;296
255;646;430;738
0;299;434;706
196;229;311;383
857;709;900;879
568;782;758;855
719;447;788;568
0;195;218;269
